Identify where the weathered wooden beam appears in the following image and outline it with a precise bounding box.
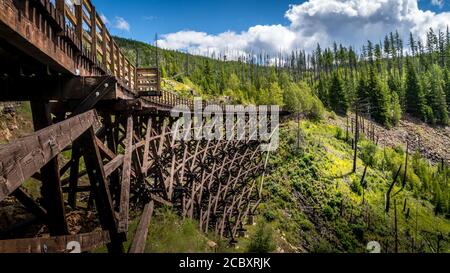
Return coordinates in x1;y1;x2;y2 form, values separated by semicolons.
142;118;152;176
79;127;124;253
12;188;47;220
30;101;68;236
70;77;117;116
0;231;110;253
104;155;124;177
137;91;162;97
104;114;121;207
62;186;92;193
150;193;173;207
118;116;133;234
95;136;116;160
0;76;117;101
0;110;96;202
68;142;81;209
0;2;84;76
128;201;154;253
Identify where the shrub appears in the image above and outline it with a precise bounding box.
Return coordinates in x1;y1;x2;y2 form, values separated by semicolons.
284;82;324;120
246;220;277;253
263;209;276;222
360;142;378;167
310;97;325;121
351;179;363;195
323;205;335;220
335;127;346;140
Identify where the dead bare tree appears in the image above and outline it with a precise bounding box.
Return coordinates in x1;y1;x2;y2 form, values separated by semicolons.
361;165;368;205
394;142;409;196
353;108;359;173
386;164;402;214
394;199;399;253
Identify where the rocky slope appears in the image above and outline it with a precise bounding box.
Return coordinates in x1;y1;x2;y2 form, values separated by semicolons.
328;114;450;165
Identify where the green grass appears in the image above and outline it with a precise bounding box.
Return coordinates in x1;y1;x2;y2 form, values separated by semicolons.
260;119;450;253
145;208;234;253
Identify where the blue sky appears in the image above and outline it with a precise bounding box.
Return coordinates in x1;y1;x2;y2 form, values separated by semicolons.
94;0;450;54
94;0;294;42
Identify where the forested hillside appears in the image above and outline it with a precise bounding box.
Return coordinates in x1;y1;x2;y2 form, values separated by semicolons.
116;28;450;128
115;30;450;252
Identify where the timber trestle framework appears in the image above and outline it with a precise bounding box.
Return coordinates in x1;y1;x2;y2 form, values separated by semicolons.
0;0;272;253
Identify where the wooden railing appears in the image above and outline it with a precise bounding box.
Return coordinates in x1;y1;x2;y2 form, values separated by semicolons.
54;0;136;90
0;0;238;112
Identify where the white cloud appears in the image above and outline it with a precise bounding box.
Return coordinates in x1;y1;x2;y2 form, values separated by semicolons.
143;16;157;21
158;25;296;56
158;0;450;56
114;17;130;32
431;0;444;8
100;14;109;25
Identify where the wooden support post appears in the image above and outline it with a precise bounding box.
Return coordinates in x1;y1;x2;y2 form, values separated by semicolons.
30;101;68;236
105;115;121;208
74;2;83;44
110;40;116;75
90;6;97;60
68;142;81;208
55;0;64;13
128;201;154;253
101;25;107;67
78;127;124;253
118;116;133;235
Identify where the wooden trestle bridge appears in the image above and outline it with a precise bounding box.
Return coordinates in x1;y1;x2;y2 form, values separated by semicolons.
0;0;276;253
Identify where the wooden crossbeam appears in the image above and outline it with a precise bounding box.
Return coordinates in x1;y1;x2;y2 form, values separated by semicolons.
0;110;96;202
0;231;110;253
104;155;124;177
70;77;117;116
128;201;154;253
150;193;173;207
12;188;47;220
95;136;116;160
137;91;162;97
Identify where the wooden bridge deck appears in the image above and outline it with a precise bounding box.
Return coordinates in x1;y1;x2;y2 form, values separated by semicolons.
0;0;273;253
0;0;196;111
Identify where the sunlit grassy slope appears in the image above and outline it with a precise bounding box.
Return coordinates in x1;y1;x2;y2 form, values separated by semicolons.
259;116;450;253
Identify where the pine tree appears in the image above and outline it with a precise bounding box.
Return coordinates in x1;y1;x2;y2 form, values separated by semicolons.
329;72;349;115
405;61;426;119
426;65;449;125
201;60;215;94
409;32;416;56
368;68;391;126
316;78;329;107
444;68;450;109
391;91;402;126
434;182;445;215
356;76;369;104
388;75;405;110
